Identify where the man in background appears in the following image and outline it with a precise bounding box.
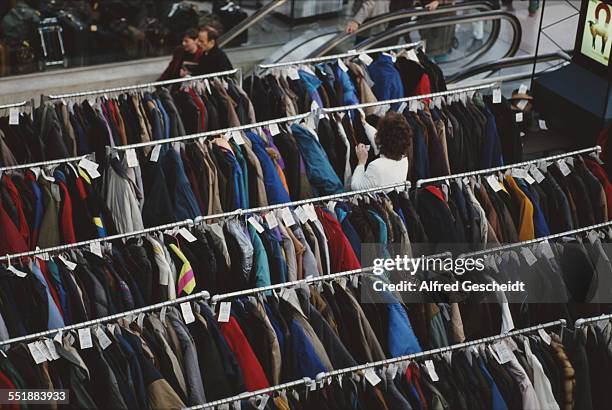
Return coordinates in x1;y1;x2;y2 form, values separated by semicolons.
196;25;233;75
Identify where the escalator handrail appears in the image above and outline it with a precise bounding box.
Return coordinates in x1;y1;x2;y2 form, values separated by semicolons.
309;1;498;58
356;11;522;65
219;0;288;48
447;50;572;83
448;62;571;88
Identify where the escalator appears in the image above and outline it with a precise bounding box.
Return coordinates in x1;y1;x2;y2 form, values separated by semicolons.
259;3;522;77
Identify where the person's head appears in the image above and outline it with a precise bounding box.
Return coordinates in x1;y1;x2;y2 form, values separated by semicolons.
375;111;412;160
182;28;199;53
198;26;220;52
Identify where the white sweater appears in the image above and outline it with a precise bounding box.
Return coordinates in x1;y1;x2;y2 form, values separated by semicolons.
350;156;409;191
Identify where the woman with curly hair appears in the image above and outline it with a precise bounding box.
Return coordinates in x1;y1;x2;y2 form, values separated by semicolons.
350;111;411;190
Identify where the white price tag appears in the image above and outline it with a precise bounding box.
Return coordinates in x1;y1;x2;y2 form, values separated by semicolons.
53;331;63;344
248;217;265;234
486;175;503;192
44;339;60;360
295;206;309;224
539;120;548;130
125;148;139;168
520;247;537;266
218;302;232;323
364;368;381;386
58;255;77;271
515;112;523;123
281;208;296;227
36;341;53;362
538;328;552;345
358;53;373;65
265;212;279;229
425;360;439;382
539;240;555;260
524;174;535;185
95;327;112;350
306;203;318;221
232;132;245;145
90;242;102;257
518;83;528;95
178;228;198;243
78;328;93;349
8;108;19;125
337;58;349;72
150;145;162;162
310;100;320;111
398;102;407;114
493;341;513;364
557;159;571;176
180;302;195;324
516;100;528;111
287;67;300;80
28;342;47;364
510;168;530;180
269;123;281;136
409;100;418;112
493;88;502;104
529;165;545;183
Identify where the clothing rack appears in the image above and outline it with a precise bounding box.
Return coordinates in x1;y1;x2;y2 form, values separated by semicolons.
575;314;612;329
186;319;566;410
0;101;29;111
324;82;498;114
211;267;369;303
0;265;371;349
46;69;241;100
0;288;210;348
112;112;310;151
0;179;411;263
258;41;424;70
312;319;567;382
462;220;612;259
190;378;313;410
0;154;88;173
416;146;602;187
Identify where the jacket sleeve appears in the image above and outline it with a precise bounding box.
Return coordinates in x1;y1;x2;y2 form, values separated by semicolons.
352;0;378;24
158;48;183;81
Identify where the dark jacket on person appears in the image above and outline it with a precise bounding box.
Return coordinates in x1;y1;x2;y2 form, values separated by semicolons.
196;45;233;75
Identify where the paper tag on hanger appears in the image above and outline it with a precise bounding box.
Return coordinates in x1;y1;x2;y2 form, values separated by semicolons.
510;168;530;180
232;400;242;410
178;228;198;243
306;203;318;221
95;327;112;350
287;67;300;80
247;216;265;233
434;97;442;109
425;360;439;382
53;330;63;344
78;328;93;349
556;159;571;176
515;112;523;123
358;53;373;66
538;328;552;345
294;206;309;224
520;247;537;266
529;165;545;183
337;58;349;72
90;242;102;257
265;212;279;229
397;102;407;114
539;240;555;260
409;100;419;112
493;341;513;364
524;173;535;185
538;120;548;130
518;83;528;95
232;131;245;145
34;340;52;362
28;342;47;364
492;88;502;104
180;301;195;324
150;145;162;162
281;208;296;227
566;157;574;167
8;108;19;125
587;230;599;244
126;148;138;168
57;255;77;271
44;339;60;360
486;175;503;192
516;99;528;111
218;302;232;323
364;368;382;386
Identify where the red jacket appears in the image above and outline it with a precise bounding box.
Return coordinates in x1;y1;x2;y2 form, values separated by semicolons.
316;208;361;273
584;157;612;220
219;316;270;392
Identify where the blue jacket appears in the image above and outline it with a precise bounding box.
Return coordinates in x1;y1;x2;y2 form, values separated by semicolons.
161;147;201;221
248;225;272;289
298;70;324;108
367;54;404;107
288;318;329;378
378;290;422;356
335;63;359;107
290;124;344;196
517;179;551;237
245;132;291;204
480;358;509;410
31;262;65;329
406;113;429;180
481;106;504;168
